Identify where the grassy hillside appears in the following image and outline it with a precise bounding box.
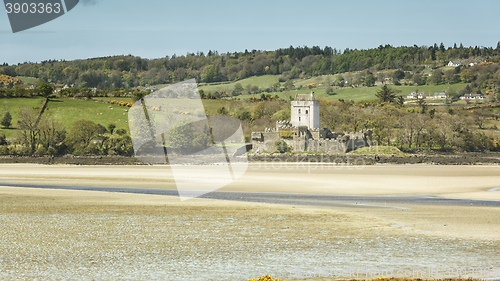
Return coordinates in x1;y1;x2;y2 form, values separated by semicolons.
0;98;130;139
234;82;469;103
198;75;280;93
195;73;470;103
16;76;41;85
1;98;45;138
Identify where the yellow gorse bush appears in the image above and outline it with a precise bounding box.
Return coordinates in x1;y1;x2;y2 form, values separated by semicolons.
247;275;281;281
464;104;500;110
0;74;21;87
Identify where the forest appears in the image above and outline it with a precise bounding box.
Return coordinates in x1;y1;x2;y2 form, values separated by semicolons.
1;43;500;90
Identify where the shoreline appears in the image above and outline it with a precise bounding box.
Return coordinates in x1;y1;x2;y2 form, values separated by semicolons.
1;163;499;201
0;151;500;165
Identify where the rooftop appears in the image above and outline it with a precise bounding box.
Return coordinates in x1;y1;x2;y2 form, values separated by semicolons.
295;92;315;101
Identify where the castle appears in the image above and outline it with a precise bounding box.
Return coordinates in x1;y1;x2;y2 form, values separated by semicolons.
251;93;373;154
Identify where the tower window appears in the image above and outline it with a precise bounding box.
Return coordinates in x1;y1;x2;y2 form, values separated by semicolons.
306;110;308;114
298;109;301;114
299;117;301;121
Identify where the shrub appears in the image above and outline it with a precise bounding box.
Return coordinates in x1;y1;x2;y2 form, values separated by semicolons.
279;131;294;139
0;145;10;155
0;133;6;146
248;275;282;281
275;140;290;153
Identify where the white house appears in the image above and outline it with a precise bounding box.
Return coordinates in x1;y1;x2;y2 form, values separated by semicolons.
460;93;485;100
448;61;462;67
407;92;426;99
143;86;158;91
434;92;447;99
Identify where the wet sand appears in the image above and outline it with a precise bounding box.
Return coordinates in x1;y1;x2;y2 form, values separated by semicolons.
1;164;499;280
1;163;499;200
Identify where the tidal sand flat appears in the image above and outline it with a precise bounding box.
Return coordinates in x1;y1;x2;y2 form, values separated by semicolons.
0;164;499;280
1;164;500;200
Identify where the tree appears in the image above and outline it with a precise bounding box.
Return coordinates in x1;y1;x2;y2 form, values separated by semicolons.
325;86;335;95
392;70;405;82
412;73;425;85
444;69;455;83
80;87;93;99
396;96;405;108
16;108;40;155
416;97;428;114
164;119;211;154
1;112;12;129
365;74;376;87
376;85;396;103
0;133;6;146
460;69;474;83
131;90;148;102
232;83;244;96
107;124;116;134
201;65;219;83
284;80;294;90
38;118;67;155
37;82;53;98
66;120;104;154
446;89;460;103
430;69;443;85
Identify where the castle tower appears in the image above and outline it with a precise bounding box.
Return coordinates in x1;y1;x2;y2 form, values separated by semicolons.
291;92;320;129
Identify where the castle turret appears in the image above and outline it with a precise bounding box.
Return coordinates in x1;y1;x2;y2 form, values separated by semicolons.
291;92;320;129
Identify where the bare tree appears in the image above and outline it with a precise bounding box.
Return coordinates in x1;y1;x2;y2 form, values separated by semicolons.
16;108;40;155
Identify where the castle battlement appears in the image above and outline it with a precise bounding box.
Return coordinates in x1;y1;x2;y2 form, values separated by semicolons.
276;120;294;131
251;94;373;154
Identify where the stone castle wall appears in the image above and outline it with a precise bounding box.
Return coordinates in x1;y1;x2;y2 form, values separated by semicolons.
251;93;372;154
252;123;372;154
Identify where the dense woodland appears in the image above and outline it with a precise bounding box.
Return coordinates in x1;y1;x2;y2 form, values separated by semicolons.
1;43;500;91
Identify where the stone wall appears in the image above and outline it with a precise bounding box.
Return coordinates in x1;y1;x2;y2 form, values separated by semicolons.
251;125;373;154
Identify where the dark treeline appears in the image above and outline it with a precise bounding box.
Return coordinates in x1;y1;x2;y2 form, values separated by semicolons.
1;43;500;89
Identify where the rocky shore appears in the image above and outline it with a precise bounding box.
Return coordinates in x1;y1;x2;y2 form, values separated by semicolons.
0;151;499;165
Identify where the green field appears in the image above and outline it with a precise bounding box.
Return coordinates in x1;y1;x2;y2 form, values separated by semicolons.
1;98;45;138
195;74;469;103
0;96;258;140
15;76;41;85
0;98;131;139
234;82;469;103
198;75;282;93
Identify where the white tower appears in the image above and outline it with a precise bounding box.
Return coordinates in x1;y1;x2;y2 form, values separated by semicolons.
290;92;320;129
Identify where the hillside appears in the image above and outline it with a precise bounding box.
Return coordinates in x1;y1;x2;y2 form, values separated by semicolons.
1;44;499;92
1;44;500;157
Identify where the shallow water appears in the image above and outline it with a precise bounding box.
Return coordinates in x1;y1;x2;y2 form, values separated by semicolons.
0;212;498;281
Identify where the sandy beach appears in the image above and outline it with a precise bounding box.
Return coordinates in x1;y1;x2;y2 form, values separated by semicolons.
0;163;499;280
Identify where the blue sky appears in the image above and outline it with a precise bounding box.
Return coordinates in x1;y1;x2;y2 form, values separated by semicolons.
1;0;500;65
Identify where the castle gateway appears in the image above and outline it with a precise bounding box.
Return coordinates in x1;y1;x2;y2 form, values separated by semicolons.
251;93;373;154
